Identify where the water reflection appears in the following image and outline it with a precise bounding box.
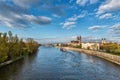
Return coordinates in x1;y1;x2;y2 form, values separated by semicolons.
0;46;120;80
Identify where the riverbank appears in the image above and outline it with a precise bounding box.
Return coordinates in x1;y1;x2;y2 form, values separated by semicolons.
0;47;40;68
0;48;39;68
0;56;24;68
61;47;120;65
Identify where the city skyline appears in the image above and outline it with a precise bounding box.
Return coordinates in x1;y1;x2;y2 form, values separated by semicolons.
0;0;120;43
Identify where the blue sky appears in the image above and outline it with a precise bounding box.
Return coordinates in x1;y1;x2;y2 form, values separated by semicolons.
0;0;120;43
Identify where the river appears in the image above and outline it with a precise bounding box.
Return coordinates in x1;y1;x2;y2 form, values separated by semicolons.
0;46;120;80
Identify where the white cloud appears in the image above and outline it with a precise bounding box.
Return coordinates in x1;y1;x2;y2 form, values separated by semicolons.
113;14;120;21
76;0;88;6
13;0;39;8
68;16;77;21
61;10;87;29
68;11;87;21
97;0;120;15
88;25;107;30
38;16;52;24
0;14;52;28
108;23;120;42
110;23;120;34
63;22;76;27
76;0;98;6
0;1;52;28
52;14;61;18
3;0;65;16
88;23;120;42
68;14;85;21
99;13;112;19
62;21;76;29
90;0;98;4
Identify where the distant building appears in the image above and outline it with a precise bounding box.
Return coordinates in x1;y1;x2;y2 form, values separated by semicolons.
69;36;82;47
82;38;107;50
67;36;107;50
82;43;100;50
99;38;107;50
101;38;106;44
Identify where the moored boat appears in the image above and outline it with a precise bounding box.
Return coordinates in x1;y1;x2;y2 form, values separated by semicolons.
60;48;66;52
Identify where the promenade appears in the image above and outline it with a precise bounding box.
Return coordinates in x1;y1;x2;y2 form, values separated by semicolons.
63;47;120;65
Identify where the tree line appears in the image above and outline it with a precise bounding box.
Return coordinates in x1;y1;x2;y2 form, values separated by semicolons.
100;43;120;54
0;31;39;63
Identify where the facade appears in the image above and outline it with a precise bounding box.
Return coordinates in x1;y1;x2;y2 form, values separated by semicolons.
100;38;107;47
67;36;106;50
82;43;100;50
81;38;107;50
69;36;82;47
101;38;106;44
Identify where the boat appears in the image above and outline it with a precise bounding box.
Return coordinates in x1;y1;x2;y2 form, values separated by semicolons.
60;48;66;52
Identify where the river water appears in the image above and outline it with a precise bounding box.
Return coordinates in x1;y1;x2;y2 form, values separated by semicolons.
0;46;120;80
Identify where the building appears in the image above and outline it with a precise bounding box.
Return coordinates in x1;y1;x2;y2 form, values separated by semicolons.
82;42;100;50
67;36;105;50
69;36;82;47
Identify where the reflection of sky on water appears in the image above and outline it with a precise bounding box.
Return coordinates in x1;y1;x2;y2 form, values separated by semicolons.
0;46;120;80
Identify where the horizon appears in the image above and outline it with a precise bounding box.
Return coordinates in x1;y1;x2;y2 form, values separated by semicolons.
0;0;120;43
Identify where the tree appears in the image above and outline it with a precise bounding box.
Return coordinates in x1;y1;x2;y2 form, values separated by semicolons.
0;31;39;63
102;43;120;54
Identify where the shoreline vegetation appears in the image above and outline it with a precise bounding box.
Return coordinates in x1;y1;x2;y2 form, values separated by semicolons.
58;47;120;65
0;31;39;68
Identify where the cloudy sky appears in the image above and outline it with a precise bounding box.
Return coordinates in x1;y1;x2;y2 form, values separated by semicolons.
0;0;120;43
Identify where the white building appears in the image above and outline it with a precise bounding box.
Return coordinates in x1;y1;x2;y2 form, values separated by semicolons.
82;43;100;50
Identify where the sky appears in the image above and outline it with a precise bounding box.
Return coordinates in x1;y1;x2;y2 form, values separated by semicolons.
0;0;120;43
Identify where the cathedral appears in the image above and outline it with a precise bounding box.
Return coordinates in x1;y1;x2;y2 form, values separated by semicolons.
70;36;82;47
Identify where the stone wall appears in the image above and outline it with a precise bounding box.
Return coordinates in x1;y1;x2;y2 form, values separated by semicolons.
64;47;120;65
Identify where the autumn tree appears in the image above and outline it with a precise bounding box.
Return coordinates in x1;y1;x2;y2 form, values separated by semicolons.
0;31;39;63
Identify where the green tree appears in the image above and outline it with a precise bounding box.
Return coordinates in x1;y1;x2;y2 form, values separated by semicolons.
0;31;39;63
